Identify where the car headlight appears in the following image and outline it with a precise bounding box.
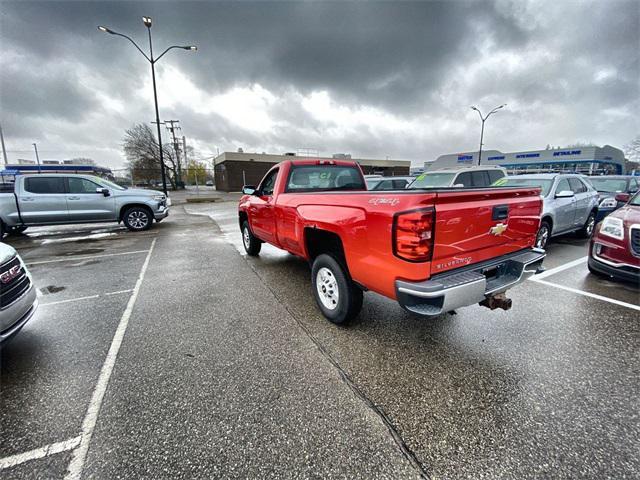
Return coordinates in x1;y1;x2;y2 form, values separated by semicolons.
152;195;166;201
600;216;624;240
599;197;617;208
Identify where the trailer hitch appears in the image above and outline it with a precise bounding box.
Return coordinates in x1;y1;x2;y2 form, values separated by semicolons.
479;292;512;311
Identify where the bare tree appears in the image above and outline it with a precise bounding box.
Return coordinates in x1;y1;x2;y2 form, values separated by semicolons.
122;123;177;188
624;135;640;163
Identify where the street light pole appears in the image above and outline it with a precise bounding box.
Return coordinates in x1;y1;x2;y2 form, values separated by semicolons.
32;143;41;173
470;104;506;165
145;22;168;195
98;17;197;195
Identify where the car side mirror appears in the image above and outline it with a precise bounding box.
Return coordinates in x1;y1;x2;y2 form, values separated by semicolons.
555;190;574;198
242;185;256;195
615;193;630;203
97;188;110;196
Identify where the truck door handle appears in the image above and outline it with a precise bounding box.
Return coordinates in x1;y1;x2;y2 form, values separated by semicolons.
492;205;509;220
67;196;80;200
21;197;34;202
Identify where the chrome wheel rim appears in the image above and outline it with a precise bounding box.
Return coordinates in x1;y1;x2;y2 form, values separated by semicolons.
128;210;149;229
316;267;339;310
243;227;250;249
586;216;595;236
537;226;549;248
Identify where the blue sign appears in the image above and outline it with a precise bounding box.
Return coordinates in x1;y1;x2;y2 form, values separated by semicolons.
553;150;581;157
457;155;473;163
487;155;505;161
0;169;19;175
516;153;540;159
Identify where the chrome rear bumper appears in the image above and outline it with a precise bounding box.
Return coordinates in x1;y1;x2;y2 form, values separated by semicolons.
395;248;546;316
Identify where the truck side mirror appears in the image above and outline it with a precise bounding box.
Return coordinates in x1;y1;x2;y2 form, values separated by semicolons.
242;185;256;195
96;188;110;196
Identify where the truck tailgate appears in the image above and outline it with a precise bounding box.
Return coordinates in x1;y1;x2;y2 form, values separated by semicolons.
430;187;542;275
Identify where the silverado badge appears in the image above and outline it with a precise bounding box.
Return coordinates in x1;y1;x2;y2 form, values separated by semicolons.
489;223;508;236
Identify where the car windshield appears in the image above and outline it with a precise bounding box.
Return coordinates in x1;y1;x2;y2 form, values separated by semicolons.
366;178;382;189
493;177;554;196
587;178;627;193
408;172;456;188
93;177;126;191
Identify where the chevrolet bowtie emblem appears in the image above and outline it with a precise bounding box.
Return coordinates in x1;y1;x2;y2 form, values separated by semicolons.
490;223;508;235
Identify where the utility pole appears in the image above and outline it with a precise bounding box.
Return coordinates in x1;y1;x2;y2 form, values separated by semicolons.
164;120;182;187
182;135;188;184
32;143;41;173
0;122;8;166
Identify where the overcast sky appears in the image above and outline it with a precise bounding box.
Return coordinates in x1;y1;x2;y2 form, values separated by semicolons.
1;0;638;171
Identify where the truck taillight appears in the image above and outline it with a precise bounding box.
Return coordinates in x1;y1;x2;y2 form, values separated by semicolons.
393;208;435;262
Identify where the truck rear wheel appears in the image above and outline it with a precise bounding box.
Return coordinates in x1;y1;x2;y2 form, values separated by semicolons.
311;254;363;325
123;206;153;231
241;221;261;256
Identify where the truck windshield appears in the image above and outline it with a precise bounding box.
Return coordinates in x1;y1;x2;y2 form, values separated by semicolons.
286;165;365;192
408;173;456;188
587;178;627;193
493;178;553;196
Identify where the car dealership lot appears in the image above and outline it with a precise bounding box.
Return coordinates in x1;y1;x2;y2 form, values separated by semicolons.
1;204;639;479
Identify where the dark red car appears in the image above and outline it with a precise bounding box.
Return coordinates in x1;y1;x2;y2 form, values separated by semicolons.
588;191;640;283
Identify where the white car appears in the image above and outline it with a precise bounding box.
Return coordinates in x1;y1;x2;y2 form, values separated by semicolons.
0;242;37;344
408;166;506;188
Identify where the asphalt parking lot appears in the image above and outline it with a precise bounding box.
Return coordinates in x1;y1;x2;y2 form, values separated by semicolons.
1;203;639;479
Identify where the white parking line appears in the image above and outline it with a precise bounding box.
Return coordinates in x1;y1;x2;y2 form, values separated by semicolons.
534;256;588;280
39;290;134;307
65;238;156;480
531;277;640;311
0;436;81;470
26;250;150;266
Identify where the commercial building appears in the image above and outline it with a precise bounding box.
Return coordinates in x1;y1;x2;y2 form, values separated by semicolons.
213;152;411;191
427;145;626;175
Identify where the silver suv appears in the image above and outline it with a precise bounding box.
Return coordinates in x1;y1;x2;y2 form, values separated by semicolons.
496;174;599;248
0;242;37;344
409;166;506;188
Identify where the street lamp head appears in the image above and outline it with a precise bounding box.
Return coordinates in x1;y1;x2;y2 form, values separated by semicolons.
142;16;152;28
470;106;478;111
182;45;197;51
98;25;115;34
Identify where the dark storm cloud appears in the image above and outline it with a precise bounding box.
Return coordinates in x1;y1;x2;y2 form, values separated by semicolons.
0;0;638;167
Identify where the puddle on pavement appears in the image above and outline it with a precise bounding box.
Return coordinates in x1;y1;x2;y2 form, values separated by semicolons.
39;285;66;295
61;248;104;256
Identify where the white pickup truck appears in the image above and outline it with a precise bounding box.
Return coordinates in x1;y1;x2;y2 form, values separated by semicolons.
0;174;170;238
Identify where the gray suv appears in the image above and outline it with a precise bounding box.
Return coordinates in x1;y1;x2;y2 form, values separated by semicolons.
0;242;37;344
496;174;599;248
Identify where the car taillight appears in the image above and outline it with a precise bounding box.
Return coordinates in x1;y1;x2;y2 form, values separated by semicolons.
393;208;435;262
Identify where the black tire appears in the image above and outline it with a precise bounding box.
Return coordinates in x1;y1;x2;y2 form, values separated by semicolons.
311;254;363;325
241;221;261;256
578;211;596;238
123;206;153;231
9;226;28;235
0;221;5;240
536;221;551;249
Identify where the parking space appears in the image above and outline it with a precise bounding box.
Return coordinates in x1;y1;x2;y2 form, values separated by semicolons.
1;204;638;478
0;223;156;474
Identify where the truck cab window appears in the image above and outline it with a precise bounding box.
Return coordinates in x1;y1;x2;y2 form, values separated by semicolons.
68;177;101;194
285;165;365;192
24;177;65;194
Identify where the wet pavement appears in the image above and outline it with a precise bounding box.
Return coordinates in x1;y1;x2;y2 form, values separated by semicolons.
1;203;638;479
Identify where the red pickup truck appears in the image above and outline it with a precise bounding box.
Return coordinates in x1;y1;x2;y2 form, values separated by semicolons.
239;160;545;324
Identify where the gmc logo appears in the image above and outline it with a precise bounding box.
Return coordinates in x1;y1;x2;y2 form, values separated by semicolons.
0;265;21;284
